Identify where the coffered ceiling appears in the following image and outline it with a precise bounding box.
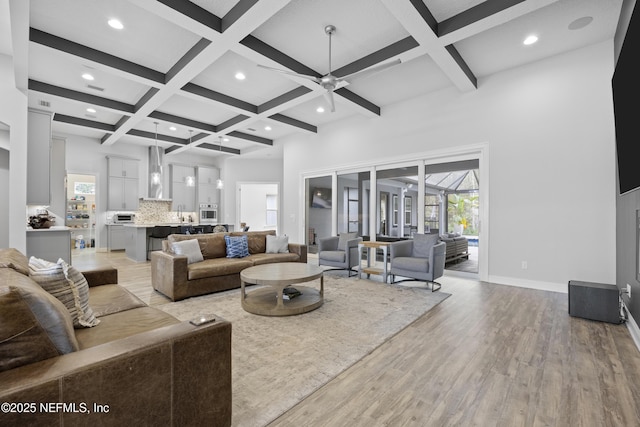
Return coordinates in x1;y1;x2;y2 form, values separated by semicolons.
25;0;623;159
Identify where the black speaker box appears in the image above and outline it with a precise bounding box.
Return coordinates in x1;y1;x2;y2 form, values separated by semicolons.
568;280;621;324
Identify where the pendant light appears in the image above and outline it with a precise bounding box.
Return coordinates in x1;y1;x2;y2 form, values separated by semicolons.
185;130;195;187
216;136;224;190
150;122;161;185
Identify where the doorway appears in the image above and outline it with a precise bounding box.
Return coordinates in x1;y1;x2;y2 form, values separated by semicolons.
237;182;279;234
66;173;96;258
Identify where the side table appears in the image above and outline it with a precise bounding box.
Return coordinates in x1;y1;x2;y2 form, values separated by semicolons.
358;241;391;283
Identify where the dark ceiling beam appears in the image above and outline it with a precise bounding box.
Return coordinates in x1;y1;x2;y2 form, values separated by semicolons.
439;0;526;37
333;36;419;78
196;143;241;155
222;0;259;33
228;131;272;146
334;88;380;116
166;38;212;83
217;115;251;132
258;86;312;114
148;111;217;133
240;35;320;78
156;0;222;33
181;82;258;114
29;28;165;85
29;80;135;114
269;113;317;134
126;128;187;145
53;113;115;132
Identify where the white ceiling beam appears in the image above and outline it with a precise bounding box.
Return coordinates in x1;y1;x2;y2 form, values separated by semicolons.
380;0;477;92
101;0;294;146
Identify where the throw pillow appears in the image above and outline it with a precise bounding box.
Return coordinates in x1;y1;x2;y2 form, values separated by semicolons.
28;257;100;328
412;233;439;258
224;235;249;258
337;232;357;251
266;235;289;254
171;239;204;264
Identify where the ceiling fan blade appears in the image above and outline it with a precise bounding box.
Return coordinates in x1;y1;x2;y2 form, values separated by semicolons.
324;90;336;113
339;58;402;83
257;64;319;82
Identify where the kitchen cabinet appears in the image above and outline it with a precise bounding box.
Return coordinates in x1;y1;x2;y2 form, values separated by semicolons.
107;224;127;251
197;166;220;205
107;156;140;210
170;164;196;212
27;108;52;205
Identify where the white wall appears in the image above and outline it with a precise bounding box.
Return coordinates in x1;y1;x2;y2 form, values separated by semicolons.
238;183;278;232
222;157;283;229
0;147;9;247
281;40;617;292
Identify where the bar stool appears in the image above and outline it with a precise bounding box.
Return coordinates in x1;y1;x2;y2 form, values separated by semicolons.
147;225;172;260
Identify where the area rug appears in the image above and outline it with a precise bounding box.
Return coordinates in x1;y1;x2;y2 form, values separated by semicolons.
158;274;450;427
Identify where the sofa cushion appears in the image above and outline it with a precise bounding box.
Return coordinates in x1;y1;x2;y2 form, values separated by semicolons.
392;256;430;273
188;258;254;280
225;235;249;258
28;257;100;328
248;252;300;265
171;239;204;264
167;233;228;259
319;250;346;263
74;306;180;349
412;234;439;258
230;230;276;254
0;268;79;372
266;235;289;253
0;248;30;276
88;284;147;317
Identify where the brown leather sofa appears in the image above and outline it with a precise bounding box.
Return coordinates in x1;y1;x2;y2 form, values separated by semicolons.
151;230;307;301
0;248;231;426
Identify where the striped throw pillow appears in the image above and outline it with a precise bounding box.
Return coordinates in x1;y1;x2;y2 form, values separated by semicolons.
28;257;100;328
224;235;249;258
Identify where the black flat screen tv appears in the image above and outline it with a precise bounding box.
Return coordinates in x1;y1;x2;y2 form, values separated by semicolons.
310;187;332;208
613;4;639;195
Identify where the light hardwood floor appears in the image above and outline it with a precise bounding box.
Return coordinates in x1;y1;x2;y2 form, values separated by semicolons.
75;250;640;426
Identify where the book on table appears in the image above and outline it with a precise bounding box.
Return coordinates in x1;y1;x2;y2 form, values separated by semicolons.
281;287;302;300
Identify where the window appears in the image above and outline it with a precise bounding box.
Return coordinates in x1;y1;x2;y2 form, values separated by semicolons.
266;194;277;227
424;194;440;232
404;196;412;225
392;194;399;226
346;187;359;233
74;182;95;195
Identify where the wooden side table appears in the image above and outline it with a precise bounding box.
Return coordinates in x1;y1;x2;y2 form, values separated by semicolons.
358;241;391;283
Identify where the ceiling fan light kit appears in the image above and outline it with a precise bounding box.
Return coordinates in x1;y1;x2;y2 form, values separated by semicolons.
258;24;401;113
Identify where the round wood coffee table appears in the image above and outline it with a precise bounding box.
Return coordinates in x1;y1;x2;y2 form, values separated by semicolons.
240;263;324;316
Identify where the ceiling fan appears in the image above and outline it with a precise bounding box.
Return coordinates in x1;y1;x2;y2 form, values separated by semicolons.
258;25;401;112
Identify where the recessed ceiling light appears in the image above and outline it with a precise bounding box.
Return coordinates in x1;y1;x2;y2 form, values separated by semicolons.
235;72;246;80
82;73;94;81
108;19;124;30
264;126;272;131
568;16;593;31
223;137;230;142
86;108;96;113
523;35;538;46
316;106;325;113
169;126;177;131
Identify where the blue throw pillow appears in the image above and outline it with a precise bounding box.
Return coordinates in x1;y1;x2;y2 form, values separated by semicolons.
225;235;249;258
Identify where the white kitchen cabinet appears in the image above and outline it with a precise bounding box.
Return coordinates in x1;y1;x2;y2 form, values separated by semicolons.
197;166;220;205
107;224;127;250
107;156;140;211
170;164;196;212
27;108;52;205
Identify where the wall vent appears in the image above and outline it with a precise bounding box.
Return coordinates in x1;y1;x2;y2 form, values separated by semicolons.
38;100;51;108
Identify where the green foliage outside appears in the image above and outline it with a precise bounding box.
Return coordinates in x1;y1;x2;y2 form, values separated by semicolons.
448;193;479;235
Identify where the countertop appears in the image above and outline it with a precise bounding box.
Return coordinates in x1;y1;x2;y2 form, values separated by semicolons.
26;226;71;232
122;223;202;228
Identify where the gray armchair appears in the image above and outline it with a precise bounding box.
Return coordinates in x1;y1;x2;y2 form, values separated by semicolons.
389;234;445;291
318;233;362;277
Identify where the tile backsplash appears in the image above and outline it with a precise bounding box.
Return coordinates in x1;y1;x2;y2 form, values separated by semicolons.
135;199;196;224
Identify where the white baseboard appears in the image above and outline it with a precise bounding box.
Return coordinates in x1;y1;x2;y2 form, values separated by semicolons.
488;275;567;293
623;301;640;353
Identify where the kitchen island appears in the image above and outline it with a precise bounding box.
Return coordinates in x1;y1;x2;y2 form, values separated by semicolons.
123;223;199;262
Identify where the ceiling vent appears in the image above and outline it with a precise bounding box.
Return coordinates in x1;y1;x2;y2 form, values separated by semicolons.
86;84;105;92
38;100;51;108
246;127;256;132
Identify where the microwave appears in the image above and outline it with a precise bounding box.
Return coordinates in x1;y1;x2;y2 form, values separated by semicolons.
199;204;218;224
113;213;135;223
